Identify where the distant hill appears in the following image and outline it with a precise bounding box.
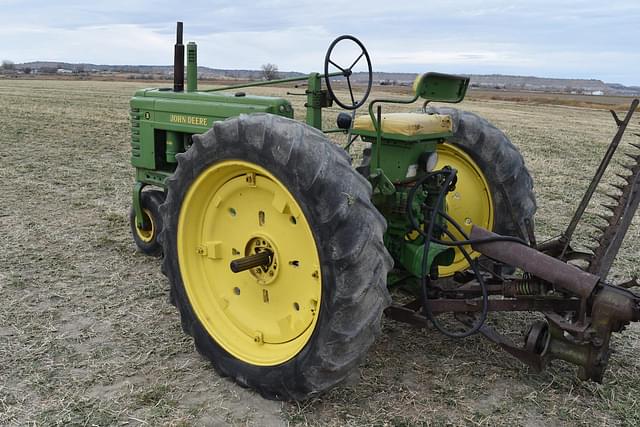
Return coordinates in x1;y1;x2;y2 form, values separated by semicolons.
12;61;640;96
363;72;640;96
16;61;307;81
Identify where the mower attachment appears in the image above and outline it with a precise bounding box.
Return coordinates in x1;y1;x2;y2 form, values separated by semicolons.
472;226;640;382
386;99;640;382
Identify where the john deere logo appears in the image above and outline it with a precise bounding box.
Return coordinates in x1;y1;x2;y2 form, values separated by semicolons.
169;114;209;126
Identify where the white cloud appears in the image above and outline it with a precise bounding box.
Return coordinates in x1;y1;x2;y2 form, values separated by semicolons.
0;24;170;64
0;0;638;84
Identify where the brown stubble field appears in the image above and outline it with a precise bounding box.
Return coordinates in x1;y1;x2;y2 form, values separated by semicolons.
1;78;639;426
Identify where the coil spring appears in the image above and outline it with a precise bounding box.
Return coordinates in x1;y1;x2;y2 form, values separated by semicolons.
504;274;544;296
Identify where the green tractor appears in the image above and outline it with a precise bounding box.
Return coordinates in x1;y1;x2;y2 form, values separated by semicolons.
129;23;640;400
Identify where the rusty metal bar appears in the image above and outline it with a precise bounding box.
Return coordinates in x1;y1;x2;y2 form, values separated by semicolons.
385;297;580;325
427;298;581;314
470;226;600;298
458;315;545;371
559;98;639;257
434;283;503;296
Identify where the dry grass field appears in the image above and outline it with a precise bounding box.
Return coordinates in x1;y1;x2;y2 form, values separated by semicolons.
1;78;639;426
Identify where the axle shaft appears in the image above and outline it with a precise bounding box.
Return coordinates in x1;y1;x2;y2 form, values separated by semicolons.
230;250;273;273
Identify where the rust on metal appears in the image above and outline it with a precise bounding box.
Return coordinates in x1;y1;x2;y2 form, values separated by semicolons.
385;297;580;321
587;144;640;278
470;226;600;298
559;98;639;259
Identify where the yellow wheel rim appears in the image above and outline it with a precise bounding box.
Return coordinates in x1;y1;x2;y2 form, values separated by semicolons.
435;144;494;276
177;160;322;366
135;209;155;243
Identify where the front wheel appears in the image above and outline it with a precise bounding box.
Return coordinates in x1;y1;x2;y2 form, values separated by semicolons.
160;114;392;400
129;190;165;256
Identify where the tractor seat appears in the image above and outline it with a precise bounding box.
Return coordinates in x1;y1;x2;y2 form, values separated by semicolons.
352;113;452;137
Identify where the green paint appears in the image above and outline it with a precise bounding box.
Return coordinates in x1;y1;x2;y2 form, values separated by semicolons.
129;33;467;283
305;73;323;129
366;138;440;183
400;241;455;278
165;131;182;163
129;88;293;171
132;181;147;229
186;42;197;92
413;72;470;103
375;172;454;280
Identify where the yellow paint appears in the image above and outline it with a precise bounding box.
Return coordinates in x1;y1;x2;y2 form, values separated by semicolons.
436;144;494;276
205;241;223;259
177;160;322;366
353;113;452;136
134;208;155;243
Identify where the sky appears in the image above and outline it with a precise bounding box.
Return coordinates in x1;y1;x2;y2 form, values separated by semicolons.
0;0;639;85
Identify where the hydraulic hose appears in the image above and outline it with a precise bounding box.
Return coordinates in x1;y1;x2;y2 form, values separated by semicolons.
406;168;491;337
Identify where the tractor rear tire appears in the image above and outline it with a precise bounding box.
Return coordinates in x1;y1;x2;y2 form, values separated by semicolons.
129;190;165;257
355;108;536;275
160;113;392;400
430;107;536;237
427;107;537;274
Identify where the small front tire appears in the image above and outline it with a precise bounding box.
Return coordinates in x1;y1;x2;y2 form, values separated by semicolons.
129;190;165;257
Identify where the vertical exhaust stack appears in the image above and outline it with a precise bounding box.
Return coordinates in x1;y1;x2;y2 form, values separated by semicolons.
173;21;184;92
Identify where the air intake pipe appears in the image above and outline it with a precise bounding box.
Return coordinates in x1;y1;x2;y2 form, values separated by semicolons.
187;42;197;92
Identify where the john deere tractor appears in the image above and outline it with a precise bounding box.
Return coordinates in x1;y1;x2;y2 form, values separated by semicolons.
129;23;640;400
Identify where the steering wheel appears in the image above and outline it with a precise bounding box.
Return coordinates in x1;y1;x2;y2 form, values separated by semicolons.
324;35;373;110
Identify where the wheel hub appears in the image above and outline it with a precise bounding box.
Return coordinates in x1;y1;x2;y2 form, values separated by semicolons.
244;236;279;284
135;209;155;242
